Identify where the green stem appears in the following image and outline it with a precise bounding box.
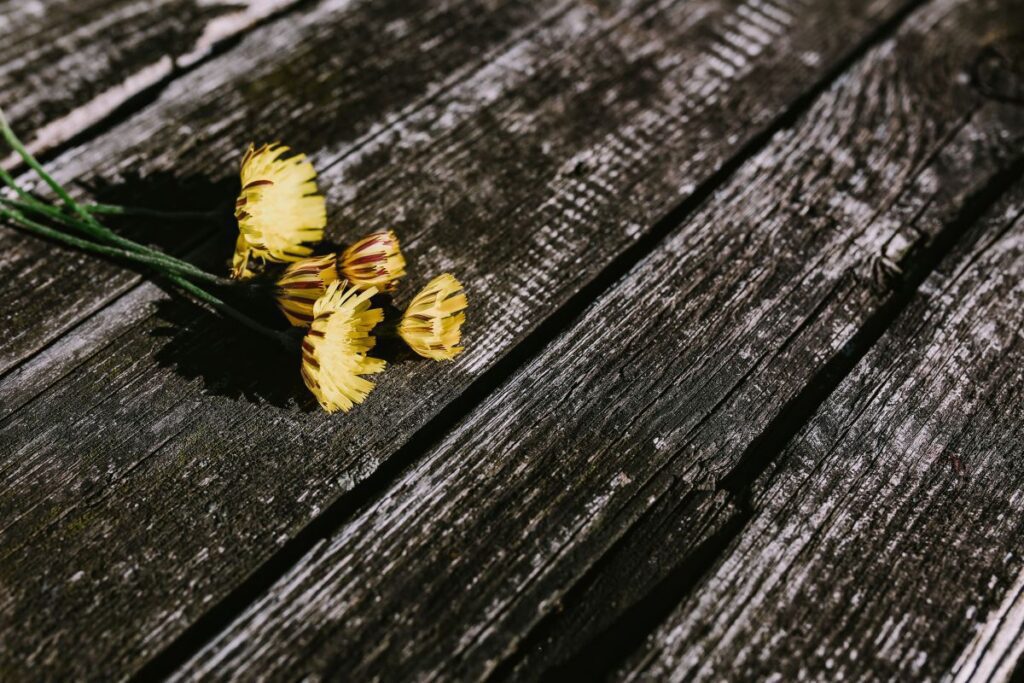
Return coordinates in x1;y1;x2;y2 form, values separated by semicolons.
0;194;83;224
85;202;222;223
0;195;238;285
0;108;286;347
0;165;37;205
0;107;101;230
0;107;220;275
1;208;291;348
0;183;176;261
0;206;229;286
0;168;175;260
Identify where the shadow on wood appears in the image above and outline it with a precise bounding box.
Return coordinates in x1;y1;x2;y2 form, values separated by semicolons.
149;281;421;410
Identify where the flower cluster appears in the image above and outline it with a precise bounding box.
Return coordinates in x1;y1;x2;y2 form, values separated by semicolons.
228;143;467;413
0;113;467;415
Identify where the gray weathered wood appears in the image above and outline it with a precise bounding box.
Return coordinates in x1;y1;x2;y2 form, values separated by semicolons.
0;0;303;162
0;0;927;678
0;0;557;375
164;0;1024;679
620;179;1024;682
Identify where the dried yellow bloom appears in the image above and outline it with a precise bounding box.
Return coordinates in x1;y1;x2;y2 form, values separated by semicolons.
275;254;339;327
301;281;385;413
230;235;259;280
398;273;467;360
232;143;326;278
340;230;406;292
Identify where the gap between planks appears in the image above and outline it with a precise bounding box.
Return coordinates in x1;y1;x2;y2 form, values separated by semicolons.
124;0;948;677
0;0;580;396
545;153;1024;682
616;176;1024;681
158;0;1024;675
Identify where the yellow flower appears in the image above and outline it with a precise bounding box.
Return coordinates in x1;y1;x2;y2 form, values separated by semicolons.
398;273;467;360
275;254;339;327
301;281;385;413
232;143;327;279
231;235;259;280
340;230;407;292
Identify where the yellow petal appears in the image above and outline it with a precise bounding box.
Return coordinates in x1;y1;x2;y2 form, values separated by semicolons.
301;281;385;413
398;273;467;360
231;143;326;277
340;230;407;292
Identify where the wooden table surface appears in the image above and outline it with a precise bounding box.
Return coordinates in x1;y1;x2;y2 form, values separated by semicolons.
1;0;1023;680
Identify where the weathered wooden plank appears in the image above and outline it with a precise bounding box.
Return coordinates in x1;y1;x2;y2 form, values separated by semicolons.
0;0;557;375
0;0;305;161
0;0;565;675
164;1;1024;679
620;180;1024;682
0;0;927;678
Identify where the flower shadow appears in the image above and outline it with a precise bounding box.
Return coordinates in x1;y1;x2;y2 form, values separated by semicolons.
79;170;318;410
79;171;420;411
149;293;318;411
374;298;423;365
147;293;420;411
79;170;239;257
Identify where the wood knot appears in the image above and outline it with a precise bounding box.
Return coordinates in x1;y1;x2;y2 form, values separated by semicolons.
865;229;920;293
971;33;1024;105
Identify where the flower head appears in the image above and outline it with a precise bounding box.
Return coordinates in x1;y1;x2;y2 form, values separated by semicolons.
301;281;385;413
275;254;339;327
398;273;467;360
232;143;327;278
340;230;406;292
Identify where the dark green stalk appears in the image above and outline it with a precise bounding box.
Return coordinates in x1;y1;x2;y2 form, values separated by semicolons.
0;165;36;205
0;107;217;274
0;106;285;344
0;179;190;266
0;208;292;348
0;107;105;230
85;202;222;223
170;276;297;350
0;206;227;286
0;196;245;288
0;173;197;269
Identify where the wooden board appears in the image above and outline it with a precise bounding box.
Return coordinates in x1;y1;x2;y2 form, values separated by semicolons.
0;0;931;678
0;0;559;375
160;0;1024;679
0;0;307;161
620;180;1024;682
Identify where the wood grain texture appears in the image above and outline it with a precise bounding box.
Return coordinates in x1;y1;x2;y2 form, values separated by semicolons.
0;0;562;676
165;0;1024;679
0;0;928;678
0;0;554;376
621;180;1024;683
0;0;305;161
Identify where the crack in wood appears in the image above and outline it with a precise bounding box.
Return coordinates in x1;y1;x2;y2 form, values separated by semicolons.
6;0;1012;677
502;142;1024;683
126;0;950;677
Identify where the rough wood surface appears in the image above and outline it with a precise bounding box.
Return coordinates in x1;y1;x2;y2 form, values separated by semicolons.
0;0;564;676
0;0;555;376
0;0;929;678
621;180;1024;683
164;0;1024;679
0;0;306;161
